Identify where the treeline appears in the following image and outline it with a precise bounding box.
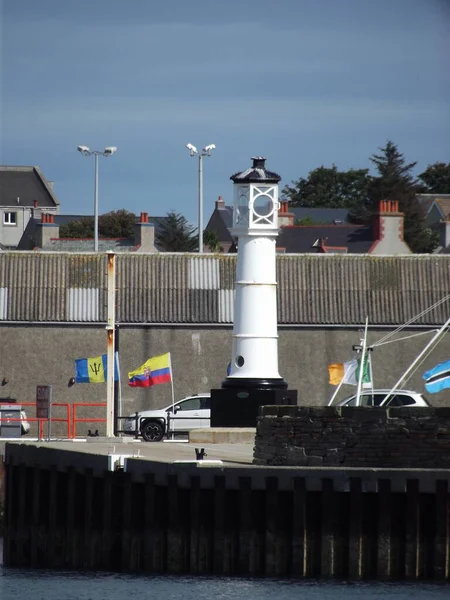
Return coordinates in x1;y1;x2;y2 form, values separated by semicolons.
60;142;450;254
282;141;450;253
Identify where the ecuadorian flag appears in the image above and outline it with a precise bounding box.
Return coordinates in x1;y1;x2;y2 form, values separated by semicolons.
75;353;119;383
128;352;172;388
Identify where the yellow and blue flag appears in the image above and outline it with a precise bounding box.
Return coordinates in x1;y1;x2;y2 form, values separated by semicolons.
128;352;172;388
75;353;119;383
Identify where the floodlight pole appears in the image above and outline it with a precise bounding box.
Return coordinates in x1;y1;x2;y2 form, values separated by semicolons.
186;143;215;253
198;153;203;255
77;146;117;251
94;153;99;252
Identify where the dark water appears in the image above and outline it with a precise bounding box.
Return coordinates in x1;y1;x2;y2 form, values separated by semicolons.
1;541;449;599
1;570;450;600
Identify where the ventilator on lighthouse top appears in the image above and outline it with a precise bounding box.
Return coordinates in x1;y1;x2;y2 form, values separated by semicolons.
224;156;287;389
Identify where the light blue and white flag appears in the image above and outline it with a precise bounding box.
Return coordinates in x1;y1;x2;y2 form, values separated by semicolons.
423;360;450;394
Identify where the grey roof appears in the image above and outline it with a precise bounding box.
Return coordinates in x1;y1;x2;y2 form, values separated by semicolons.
290;207;350;224
231;157;281;184
416;194;450;217
39;239;138;252
205;206;234;243
0;166;60;208
205;202;354;249
278;225;373;253
0;253;449;325
51;213;169;252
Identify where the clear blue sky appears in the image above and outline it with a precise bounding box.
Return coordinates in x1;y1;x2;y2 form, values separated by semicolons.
1;0;449;227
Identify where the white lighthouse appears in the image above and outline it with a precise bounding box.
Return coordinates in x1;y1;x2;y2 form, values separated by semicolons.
210;157;297;427
225;156;285;387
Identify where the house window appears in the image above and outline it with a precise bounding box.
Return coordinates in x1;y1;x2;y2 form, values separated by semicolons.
3;212;17;226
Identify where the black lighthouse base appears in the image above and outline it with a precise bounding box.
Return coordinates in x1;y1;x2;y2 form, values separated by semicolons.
210;379;298;428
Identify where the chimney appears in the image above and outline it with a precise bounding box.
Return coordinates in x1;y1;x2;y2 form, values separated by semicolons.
215;195;225;210
36;212;59;248
47;181;54;191
369;200;411;255
278;200;294;227
134;212;157;252
32;200;42;220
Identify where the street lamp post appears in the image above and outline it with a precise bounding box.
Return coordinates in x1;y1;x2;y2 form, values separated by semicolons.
77;145;117;251
185;143;215;253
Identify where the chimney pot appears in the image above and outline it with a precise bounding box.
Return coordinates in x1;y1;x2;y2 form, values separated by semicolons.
215;195;225;209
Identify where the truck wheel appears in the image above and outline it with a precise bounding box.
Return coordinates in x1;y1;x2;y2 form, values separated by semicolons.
141;421;164;442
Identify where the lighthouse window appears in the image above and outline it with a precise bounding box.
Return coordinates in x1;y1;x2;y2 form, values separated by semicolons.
235;355;245;368
253;195;273;217
235;187;249;226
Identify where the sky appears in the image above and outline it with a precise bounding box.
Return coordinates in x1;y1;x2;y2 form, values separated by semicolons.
1;0;449;228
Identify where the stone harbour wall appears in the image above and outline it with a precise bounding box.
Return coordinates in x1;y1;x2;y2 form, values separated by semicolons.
253;406;450;468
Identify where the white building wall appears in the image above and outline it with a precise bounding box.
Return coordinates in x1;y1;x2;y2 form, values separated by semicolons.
0;207;32;247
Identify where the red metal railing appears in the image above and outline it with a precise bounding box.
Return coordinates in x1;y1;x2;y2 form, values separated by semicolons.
0;402;71;439
72;402;106;438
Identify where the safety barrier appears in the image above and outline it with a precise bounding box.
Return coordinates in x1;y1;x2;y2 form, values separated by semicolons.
72;402;106;438
0;402;71;439
0;402;203;440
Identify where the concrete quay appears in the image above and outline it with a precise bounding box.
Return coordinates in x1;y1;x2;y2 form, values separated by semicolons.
3;438;450;580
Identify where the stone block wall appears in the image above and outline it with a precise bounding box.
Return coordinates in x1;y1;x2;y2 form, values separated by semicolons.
253;406;450;468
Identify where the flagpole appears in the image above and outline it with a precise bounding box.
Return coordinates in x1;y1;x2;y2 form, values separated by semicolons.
356;317;369;407
327;375;346;406
169;352;175;441
106;251;116;437
368;351;374;394
116;351;123;436
327;362;355;406
380;313;450;406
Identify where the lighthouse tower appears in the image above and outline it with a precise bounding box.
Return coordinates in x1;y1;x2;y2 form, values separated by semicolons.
210;157;297;427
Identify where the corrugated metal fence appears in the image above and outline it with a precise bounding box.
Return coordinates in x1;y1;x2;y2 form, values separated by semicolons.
0;252;448;325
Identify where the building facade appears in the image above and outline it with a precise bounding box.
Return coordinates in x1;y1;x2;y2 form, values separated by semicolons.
0;252;449;431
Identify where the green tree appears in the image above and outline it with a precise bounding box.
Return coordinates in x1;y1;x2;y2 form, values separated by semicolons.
59;217;94;238
282;165;371;221
418;162;450;194
155;211;198;251
59;209;136;239
99;209;136;238
368;141;438;253
203;230;222;252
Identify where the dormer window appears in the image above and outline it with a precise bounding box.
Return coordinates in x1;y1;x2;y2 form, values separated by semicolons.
3;212;17;226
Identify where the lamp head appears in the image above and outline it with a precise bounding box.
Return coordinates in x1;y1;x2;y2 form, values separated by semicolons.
185;143;198;156
77;145;91;155
104;146;117;156
203;144;216;154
